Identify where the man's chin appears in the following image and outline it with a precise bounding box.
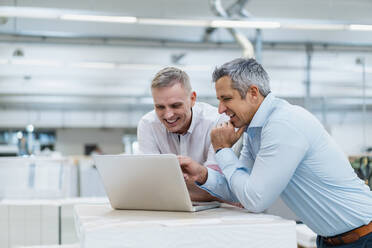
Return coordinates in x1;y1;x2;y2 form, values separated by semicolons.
231;121;244;128
166;126;180;133
164;124;183;134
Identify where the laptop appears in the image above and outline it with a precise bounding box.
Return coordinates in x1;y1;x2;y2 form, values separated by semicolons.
93;154;220;212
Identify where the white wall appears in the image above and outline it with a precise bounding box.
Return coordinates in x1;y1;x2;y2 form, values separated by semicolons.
52;119;372;157
0;110;145;128
55;128;125;156
314;111;372;155
331;123;372;155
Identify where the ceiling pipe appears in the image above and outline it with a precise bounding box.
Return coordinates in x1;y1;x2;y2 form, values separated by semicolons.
255;28;262;62
304;43;313;110
208;0;255;58
225;0;251;18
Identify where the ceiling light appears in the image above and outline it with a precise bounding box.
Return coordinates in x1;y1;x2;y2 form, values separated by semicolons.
349;24;372;31
61;14;137;23
0;6;60;19
26;124;34;133
70;62;117;69
178;65;212;71
118;64;162;70
138;18;209;27
3;6;372;33
210;20;280;29
282;23;347;31
11;59;62;67
16;131;23;139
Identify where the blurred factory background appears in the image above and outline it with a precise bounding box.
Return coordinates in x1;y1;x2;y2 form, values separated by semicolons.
0;0;371;156
0;0;371;247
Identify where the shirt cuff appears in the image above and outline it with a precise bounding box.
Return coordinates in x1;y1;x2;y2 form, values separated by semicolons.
215;148;244;181
197;167;225;199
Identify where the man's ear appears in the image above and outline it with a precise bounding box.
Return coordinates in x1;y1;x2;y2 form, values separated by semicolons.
246;85;260;100
244;85;260;104
190;91;197;107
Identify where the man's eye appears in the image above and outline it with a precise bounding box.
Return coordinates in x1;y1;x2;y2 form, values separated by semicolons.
156;106;165;110
223;98;231;101
171;104;182;108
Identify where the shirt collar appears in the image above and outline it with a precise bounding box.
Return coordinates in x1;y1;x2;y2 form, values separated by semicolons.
248;92;275;128
186;106;197;134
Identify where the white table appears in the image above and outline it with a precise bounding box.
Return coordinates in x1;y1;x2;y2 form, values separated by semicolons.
74;204;297;248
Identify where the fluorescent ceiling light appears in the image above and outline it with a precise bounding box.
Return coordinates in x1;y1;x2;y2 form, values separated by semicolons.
0;7;60;19
118;64;163;70
4;6;372;32
349;24;372;31
119;64;213;71
138;18;209;27
179;65;212;71
11;59;62;67
350;66;372;73
70;62;117;69
61;14;137;23
210;20;280;29
283;23;347;31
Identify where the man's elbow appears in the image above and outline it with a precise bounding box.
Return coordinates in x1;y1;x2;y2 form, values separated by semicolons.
241;201;268;213
239;190;271;213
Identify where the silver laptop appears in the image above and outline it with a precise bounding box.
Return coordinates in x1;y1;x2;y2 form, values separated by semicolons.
93;154;220;212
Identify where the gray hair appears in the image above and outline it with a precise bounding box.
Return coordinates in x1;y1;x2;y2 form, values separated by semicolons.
212;58;271;98
151;67;192;93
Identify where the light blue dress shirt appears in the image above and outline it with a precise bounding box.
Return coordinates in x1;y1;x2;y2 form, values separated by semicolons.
201;93;372;237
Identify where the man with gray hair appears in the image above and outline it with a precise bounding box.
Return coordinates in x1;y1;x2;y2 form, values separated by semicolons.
137;67;227;201
180;58;372;247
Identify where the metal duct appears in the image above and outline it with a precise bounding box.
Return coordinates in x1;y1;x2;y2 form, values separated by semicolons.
208;0;255;58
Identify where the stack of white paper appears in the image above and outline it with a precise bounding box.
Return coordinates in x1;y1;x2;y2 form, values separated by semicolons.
0;197;108;248
0;204;8;247
60;198;108;244
2;200;59;247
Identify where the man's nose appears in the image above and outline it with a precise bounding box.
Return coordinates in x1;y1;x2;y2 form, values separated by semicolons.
218;102;227;114
164;109;174;119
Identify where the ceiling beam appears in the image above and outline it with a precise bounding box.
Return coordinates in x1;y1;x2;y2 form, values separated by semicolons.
2;33;372;53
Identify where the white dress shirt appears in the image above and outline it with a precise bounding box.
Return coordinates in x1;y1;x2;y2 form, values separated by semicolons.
137;102;228;167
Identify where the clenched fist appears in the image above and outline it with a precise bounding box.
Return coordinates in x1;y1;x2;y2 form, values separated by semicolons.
211;121;246;152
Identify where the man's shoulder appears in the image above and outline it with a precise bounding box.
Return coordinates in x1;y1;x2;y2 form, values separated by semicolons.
194;102;229;126
194;102;222;120
268;98;319;129
139;110;160;125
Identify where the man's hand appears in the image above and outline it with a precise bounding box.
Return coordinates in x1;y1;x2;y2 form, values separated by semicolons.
178;155;208;185
211;121;246;152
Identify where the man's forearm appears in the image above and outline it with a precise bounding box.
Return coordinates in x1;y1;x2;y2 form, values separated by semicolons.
196;166;208;185
198;166;240;203
186;180;218;202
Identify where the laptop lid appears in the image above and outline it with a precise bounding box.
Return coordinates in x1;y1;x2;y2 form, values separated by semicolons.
94;154;203;212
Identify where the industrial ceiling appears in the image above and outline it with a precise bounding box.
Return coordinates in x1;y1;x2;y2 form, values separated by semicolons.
0;0;371;128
